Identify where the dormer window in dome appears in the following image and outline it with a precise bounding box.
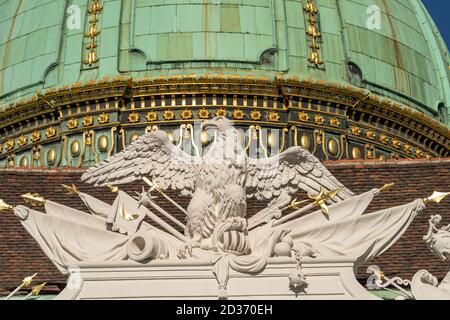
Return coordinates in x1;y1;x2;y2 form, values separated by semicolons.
347;61;364;88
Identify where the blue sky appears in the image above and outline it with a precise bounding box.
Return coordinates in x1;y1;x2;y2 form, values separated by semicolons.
422;0;449;48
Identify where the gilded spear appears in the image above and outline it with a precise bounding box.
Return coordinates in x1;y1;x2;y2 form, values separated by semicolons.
5;274;37;300
0;199;13;211
423;191;450;205
23;282;47;300
143;177;188;216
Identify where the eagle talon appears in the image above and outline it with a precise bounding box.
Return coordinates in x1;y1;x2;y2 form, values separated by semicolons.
177;239;201;259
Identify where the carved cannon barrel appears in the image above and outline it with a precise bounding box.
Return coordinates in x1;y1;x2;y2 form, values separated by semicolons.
127;232;169;262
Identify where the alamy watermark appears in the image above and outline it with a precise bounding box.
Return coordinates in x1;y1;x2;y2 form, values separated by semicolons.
66;5;81;30
65;3;383;31
366;5;381;30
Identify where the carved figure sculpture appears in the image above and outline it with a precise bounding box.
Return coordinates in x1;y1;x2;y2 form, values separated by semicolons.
423;214;450;261
82;117;352;255
411;270;450;300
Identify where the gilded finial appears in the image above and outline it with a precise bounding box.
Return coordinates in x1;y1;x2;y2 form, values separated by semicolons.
379;183;395;193
30;282;47;296
107;185;119;193
423;191;450;205
0;199;13;211
22;273;38;287
308;187;342;215
21;193;46;206
283;198;310;211
5;273;38;300
61;184;79;196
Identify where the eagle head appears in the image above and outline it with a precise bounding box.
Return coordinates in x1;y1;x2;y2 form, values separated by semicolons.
201;116;234;133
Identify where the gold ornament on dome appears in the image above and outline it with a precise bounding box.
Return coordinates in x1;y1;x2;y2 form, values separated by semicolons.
70;141;81;157
380;135;389;145
97;135;108;152
416;149;424;158
233;109;245;120
83;116;94;127
163;110;175;121
198;108;210;119
6;139;16;151
366;131;376;140
304;0;324;66
146;112;158;122
6;139;15;151
200;131;210;146
85;131;94;146
67;118;79;129
301;135;311;150
98;112;110;124
83;0;102;66
130;133;140;144
128;112;140;123
352;147;362;160
392;139;401;149
181;109;193;120
18;135;27;147
146;126;159;133
250;110;262;121
315;130;324;145
46;126;57;138
7;156;15;167
32;147;41;161
267;133;277;148
31;131;41;142
314;115;324;125
328;139;339;156
47;149;56;165
350;126;361;136
268;112;280;123
404;143;412;154
215;108;227;117
391;153;400;160
329;118;340;128
298;112;310;123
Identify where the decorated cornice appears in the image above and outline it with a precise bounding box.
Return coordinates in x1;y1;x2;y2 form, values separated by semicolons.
0;75;448;168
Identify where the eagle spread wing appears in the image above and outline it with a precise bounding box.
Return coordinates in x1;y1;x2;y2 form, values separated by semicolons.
245;146;354;202
81;130;200;196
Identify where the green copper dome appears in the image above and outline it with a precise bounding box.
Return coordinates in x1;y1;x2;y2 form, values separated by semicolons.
0;0;449;124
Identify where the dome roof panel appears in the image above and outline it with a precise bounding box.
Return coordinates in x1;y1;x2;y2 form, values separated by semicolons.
0;0;448;125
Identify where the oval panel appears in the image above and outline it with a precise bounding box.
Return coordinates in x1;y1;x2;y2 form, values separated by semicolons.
300;135;311;150
98;135;109;152
352;147;362;160
70;141;81;157
328;139;339;156
47;149;56;165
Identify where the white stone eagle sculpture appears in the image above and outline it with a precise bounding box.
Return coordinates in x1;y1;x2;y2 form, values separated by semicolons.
82;117;353;253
